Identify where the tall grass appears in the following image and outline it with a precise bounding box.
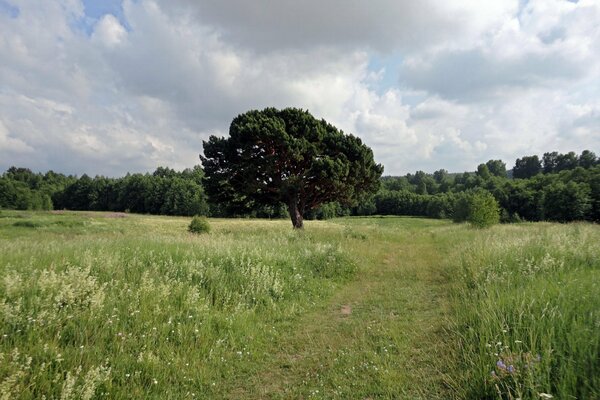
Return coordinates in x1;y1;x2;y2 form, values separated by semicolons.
450;223;600;399
1;211;598;398
0;212;356;398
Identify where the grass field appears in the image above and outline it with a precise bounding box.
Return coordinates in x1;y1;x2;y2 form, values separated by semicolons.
0;211;598;399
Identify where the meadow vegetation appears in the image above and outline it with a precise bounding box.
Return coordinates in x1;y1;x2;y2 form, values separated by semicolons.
451;223;600;399
0;211;598;399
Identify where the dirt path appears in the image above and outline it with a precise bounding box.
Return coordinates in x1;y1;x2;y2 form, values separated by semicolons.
228;221;456;399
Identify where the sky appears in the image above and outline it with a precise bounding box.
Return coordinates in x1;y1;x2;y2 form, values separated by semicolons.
0;0;599;176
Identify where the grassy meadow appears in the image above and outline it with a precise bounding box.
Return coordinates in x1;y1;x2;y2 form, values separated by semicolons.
0;210;598;399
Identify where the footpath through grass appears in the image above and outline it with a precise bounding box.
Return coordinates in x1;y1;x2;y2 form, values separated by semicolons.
1;211;599;399
225;217;457;399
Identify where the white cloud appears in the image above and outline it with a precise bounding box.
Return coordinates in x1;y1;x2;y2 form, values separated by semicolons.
0;0;598;176
92;14;127;47
0;120;34;154
163;0;518;54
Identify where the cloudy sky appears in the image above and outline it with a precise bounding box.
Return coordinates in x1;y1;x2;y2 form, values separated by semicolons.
1;0;599;176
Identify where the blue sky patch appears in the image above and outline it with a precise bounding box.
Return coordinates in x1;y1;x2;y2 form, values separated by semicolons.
0;0;19;18
367;54;403;94
72;0;130;35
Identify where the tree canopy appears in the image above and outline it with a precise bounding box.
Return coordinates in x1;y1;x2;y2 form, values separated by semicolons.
200;107;383;228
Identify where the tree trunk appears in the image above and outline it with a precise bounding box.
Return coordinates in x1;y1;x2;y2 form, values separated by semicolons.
288;197;304;229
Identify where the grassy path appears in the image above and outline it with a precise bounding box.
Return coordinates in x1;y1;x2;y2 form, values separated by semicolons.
227;218;457;399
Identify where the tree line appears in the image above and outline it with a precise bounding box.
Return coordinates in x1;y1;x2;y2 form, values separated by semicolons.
1;149;599;223
0;166;208;216
351;149;600;223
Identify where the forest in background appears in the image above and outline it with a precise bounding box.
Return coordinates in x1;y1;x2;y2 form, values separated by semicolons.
1;149;599;223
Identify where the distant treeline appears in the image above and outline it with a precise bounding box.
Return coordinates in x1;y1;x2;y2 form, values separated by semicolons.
1;149;599;222
351;150;600;223
0;166;208;216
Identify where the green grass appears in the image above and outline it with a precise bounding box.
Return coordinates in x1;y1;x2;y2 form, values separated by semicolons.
449;223;600;399
0;211;598;399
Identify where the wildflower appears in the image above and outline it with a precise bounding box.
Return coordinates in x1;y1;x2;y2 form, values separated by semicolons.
539;394;553;399
153;379;158;385
496;360;506;370
507;365;515;373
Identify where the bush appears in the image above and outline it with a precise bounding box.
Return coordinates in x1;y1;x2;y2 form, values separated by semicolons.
469;191;500;228
453;190;500;228
188;215;210;234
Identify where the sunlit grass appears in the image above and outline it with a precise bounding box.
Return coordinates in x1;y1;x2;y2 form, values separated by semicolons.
450;223;600;399
0;211;356;398
0;211;598;399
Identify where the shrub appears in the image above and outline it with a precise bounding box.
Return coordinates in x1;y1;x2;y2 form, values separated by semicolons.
188;215;210;234
453;191;500;228
469;191;500;228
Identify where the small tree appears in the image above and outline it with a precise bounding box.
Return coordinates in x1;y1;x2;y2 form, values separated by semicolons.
468;191;500;228
453;190;500;228
201;108;383;228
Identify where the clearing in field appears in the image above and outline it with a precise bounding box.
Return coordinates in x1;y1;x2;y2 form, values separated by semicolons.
0;211;598;399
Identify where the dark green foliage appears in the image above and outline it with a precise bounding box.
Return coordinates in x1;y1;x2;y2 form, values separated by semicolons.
201;107;383;228
0;174;60;211
556;151;579;172
579;150;597;169
476;164;491;180
543;151;560;173
353;196;377;216
2;148;598;224
485;159;507;177
306;202;350;220
371;153;598;224
433;169;449;183
0;166;208;217
373;190;455;219
542;181;591;222
452;193;471;223
381;176;413;191
188;215;211;234
55;167;209;216
513;155;542;179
